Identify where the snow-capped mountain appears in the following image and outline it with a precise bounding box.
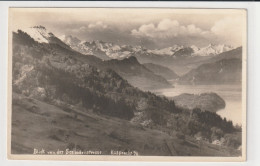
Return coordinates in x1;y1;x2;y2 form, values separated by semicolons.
59;35;148;60
147;45;184;56
59;34;235;60
59;35;81;47
190;45;200;53
192;44;234;56
21;25;53;43
147;44;233;57
19;26;71;50
20;26;234;60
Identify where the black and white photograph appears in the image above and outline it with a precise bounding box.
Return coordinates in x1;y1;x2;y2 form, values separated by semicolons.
8;8;247;161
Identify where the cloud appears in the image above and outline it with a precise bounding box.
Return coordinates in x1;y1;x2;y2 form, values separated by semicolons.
131;19;209;39
131;17;245;47
88;21;108;29
210;16;243;46
70;21;108;34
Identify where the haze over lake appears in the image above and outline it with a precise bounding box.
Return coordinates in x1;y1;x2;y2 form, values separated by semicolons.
152;84;242;125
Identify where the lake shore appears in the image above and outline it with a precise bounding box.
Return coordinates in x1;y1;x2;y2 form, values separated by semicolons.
151;84;242;125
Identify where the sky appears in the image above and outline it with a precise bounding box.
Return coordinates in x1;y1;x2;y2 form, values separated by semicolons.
10;8;246;49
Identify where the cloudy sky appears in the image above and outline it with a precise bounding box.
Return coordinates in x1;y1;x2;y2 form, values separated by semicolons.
10;8;246;49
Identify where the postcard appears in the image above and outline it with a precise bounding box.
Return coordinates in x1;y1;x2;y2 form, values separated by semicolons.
8;8;247;161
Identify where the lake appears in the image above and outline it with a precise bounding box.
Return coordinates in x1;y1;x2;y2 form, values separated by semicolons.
151;84;242;125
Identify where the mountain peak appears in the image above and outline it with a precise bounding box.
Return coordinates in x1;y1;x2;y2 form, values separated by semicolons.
21;25;52;43
18;26;71;50
192;44;234;56
31;25;46;30
59;34;81;46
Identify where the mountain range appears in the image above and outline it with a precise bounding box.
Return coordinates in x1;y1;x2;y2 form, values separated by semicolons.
13;28;176;120
18;26;172;90
58;34;241;82
19;26;242;85
178;47;242;85
60;34;234;59
18;26;242;86
11;25;242;155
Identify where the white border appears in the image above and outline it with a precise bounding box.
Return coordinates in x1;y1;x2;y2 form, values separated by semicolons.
0;1;259;166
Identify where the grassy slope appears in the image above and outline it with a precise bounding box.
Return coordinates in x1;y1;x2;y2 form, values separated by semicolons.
11;93;241;156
